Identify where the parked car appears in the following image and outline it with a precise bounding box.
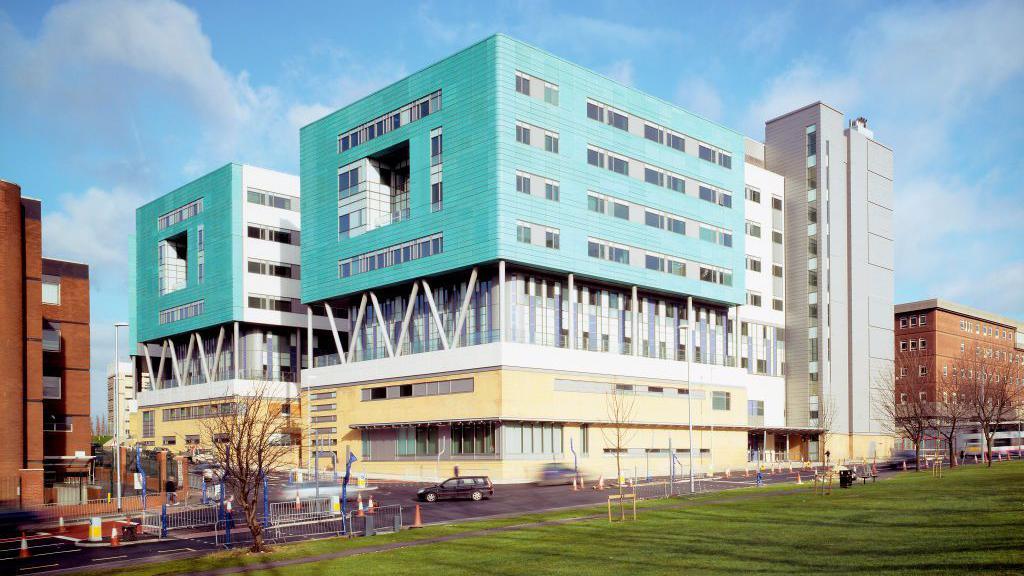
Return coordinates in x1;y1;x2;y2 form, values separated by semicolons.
417;476;493;502
535;463;578;486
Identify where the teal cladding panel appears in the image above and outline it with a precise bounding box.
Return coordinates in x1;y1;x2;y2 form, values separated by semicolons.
301;34;745;306
134;163;242;342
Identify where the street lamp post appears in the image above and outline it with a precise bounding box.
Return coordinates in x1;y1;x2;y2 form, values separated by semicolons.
113;322;129;511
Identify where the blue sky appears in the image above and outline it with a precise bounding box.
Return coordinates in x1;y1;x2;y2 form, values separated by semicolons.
1;0;1022;419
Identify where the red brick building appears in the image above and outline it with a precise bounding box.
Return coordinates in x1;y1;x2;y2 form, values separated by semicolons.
0;180;91;505
893;298;1024;452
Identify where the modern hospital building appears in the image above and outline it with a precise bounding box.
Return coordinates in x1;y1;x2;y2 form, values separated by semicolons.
129;35;895;481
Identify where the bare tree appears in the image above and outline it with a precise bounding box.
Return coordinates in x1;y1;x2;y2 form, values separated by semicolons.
602;384;637;520
935;367;973;466
199;383;298;552
91;415;110;438
815;391;837;465
873;351;935;470
954;349;1024;467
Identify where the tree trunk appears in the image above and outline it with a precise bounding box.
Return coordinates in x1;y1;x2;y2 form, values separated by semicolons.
985;433;994;468
615;449;624;520
947;436;957;468
914;443;921;472
244;501;265;552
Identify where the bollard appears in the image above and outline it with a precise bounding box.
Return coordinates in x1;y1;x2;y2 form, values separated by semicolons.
364;513;376;537
331;495;341;516
88;517;102;542
160;504;168;539
394;509;402;533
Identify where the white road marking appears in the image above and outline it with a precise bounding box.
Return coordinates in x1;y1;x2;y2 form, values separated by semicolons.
1;549;80;561
156;547;195;553
0;543;65;553
17;563;59;572
91;555;128;562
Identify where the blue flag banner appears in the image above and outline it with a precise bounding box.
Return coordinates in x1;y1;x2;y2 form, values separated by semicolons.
341;451;358;523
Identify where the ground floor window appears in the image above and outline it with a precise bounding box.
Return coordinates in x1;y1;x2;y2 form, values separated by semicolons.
504;423;563;455
453;422;495;455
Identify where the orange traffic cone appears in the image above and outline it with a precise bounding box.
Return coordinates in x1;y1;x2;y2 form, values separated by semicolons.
58;517;66;533
295;493;301;511
744;467;750;478
19;533;29;558
579;475;586;490
724;468;731;479
411;504;423;528
110;527;120;547
572;475;578;491
796;472;803;485
595;476;605;491
367;496;375;514
357;494;364;517
902;460;907;471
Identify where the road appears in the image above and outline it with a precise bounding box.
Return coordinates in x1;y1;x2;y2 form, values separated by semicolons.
1;460;928;575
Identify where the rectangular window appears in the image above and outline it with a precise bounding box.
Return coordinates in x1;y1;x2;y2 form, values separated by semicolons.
515;73;530;95
746;256;762;273
516;123;531;145
544;133;559;153
544;182;559;201
157;198;203;230
644;124;664;144
745;221;762;238
772;298;784;311
545;229;560;250
772;264;783;278
587;101;604;122
544;84;559;105
587;194;605;214
608;156;628;175
613;202;630;220
746;291;762;307
42;376;61;399
772;196;783;211
773;230;783;244
745;188;761;203
644;167;664;187
516;173;531;195
142;411;154;438
159;300;204;324
41;275;61;305
516;223;532;244
339;233;443;278
608;109;628;131
338;90;440;152
247;188;298;211
712;391;731;411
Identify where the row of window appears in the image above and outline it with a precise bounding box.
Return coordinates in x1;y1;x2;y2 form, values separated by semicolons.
338;233;443;279
745;256;783;278
162;403;238;422
360;378;474;401
247;259;299;279
338;90;441;153
745;187;783;210
899;338;928;351
515;171;560;201
586;237;733;286
157;198;202;230
158;300;204;324
248;293;301;313
585;100;731;168
515;121;560;153
898;314;928;329
248;223;299;245
958;318;1013;340
586;191;732;248
514;71;559;105
516;221;560;249
247;188;298;211
586;145;732;208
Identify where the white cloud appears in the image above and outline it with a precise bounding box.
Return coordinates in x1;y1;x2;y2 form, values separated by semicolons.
603;60;635;86
746;0;1024;318
676;77;723;121
42;186;143;275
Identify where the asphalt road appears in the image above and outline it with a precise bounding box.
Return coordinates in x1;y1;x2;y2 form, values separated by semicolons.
3;458;952;575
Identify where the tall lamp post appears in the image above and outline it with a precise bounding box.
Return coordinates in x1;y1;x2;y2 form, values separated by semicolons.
112;322;129;511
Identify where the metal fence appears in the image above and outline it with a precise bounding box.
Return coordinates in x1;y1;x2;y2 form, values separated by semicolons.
23;494;151;524
140;502;221;534
268;496;332;525
213;504;404;548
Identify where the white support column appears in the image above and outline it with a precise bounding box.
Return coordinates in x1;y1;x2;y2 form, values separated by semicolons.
394;282;421;356
452;267;478;349
211;326;225;378
498;261;506;343
368;292;394;358
631;286;639;356
348;295;368;363
567;273;575;350
233;322;240;379
733;305;741;368
182;333;196;385
421;280;450;350
687;297;694;363
306;307;314;369
196;333;213;384
324;302;347;363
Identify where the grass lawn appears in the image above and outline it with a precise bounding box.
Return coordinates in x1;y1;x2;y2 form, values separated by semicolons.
105;462;1024;575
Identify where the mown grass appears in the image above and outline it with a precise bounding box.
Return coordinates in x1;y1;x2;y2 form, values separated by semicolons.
103;462;1024;575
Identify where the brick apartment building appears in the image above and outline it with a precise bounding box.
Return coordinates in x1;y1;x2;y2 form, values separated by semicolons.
0;180;91;505
893;298;1024;452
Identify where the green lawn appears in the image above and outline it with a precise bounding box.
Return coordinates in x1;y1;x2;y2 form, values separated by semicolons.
106;463;1024;575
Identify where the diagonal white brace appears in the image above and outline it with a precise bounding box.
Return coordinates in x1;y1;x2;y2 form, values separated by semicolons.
196;333;213;384
368;291;394;358
451;267;478;349
210;326;225;379
394;282;420;357
421;279;449;350
324;302;347;364
347;294;368;363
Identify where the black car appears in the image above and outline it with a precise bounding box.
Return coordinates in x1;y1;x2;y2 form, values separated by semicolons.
417;476;493;502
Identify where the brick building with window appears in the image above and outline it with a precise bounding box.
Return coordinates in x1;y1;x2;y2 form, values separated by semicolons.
0;180;91;505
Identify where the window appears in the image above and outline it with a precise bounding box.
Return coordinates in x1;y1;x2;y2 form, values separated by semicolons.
613;202;630;220
909;316;917;327
248;224;298;245
772;196;783;211
516;223;532;244
515;73;530;95
544;84;559;105
516;123;531;145
545;133;559;153
142;411;154;438
42;376;61;399
41;275;60;305
772;298;784;311
746;292;762;307
918;314;927;326
248;294;298;313
452;422;495;455
608;155;628;175
746;256;762;273
608;109;628;131
772;264;783;278
431;181;443;212
919;366;928;376
248;259;298;279
773;230;783;244
900;317;908;329
157;198;203;230
544;182;560;201
645;124;664;144
900;340;908;351
159;300;204;324
919;338;927;349
430;127;443;166
338;90;440;152
247;188;297;211
712;391;731;411
516;173;531;195
745;188;761;203
163;436;177;446
745;221;762;238
587;194;605;214
587;101;604;122
339;233;443;278
748;400;765;417
545;229;560;249
158;233;188;295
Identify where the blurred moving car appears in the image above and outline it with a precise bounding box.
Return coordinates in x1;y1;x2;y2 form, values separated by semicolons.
0;507;43;538
268;481;377;502
535;463;579;486
417;476;493;502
